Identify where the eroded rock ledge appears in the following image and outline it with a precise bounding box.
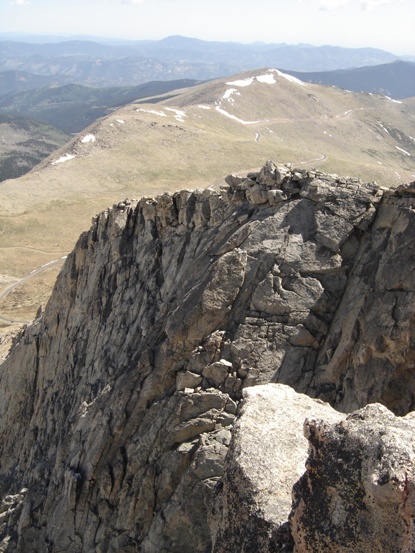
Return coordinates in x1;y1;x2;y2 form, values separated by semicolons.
0;161;414;552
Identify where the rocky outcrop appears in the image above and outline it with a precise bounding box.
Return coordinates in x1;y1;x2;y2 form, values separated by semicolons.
0;161;414;551
309;181;415;414
209;385;415;553
291;403;415;552
209;384;343;553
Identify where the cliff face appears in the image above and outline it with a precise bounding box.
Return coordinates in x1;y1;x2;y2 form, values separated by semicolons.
0;161;414;552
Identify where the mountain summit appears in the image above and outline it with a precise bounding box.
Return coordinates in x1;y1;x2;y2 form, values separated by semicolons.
1;161;414;551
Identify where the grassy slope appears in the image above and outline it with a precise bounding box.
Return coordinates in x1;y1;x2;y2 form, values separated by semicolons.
0;68;414;324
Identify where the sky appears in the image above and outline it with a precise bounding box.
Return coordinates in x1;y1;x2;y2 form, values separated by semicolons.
1;0;414;55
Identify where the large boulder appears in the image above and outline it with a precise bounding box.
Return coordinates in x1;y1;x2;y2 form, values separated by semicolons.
290;403;415;552
210;384;343;552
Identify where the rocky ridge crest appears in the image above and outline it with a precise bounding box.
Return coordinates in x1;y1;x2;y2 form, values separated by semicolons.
0;161;414;551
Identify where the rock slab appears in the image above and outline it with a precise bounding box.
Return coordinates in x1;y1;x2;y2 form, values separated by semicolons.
210;384;343;552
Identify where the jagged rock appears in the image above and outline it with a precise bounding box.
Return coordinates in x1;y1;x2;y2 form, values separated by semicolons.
310;187;415;414
0;161;414;551
209;384;343;553
290;403;415;553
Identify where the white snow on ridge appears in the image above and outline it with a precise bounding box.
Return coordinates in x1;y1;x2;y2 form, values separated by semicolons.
256;74;276;84
135;107;186;122
165;107;186;121
223;88;238;100
52;154;75;165
198;105;210;110
215;106;260;125
378;122;390;135
81;134;96;143
136;109;166;117
395;146;411;156
226;69;306;87
383;96;402;104
273;69;307;87
226;77;254;87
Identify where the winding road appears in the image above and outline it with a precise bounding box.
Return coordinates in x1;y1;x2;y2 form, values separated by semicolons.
0;256;67;324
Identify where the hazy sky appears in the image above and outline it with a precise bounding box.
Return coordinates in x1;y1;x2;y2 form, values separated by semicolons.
1;0;414;55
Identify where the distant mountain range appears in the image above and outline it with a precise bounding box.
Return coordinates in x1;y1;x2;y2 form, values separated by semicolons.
1;36;414;183
0;35;413;88
283;60;415;100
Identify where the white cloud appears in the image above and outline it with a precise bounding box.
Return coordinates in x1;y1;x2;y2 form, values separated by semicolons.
11;0;29;5
360;0;401;9
102;0;145;3
319;0;350;10
320;0;403;9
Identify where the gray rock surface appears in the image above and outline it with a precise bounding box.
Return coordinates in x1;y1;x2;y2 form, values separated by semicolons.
290;403;415;552
0;161;414;551
209;384;343;553
310;185;415;414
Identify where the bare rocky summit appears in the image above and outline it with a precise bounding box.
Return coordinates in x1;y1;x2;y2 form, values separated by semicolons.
0;161;414;551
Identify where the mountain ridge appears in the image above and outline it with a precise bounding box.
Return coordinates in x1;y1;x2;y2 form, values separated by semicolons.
1;36;409;89
0;67;414;324
0;161;414;551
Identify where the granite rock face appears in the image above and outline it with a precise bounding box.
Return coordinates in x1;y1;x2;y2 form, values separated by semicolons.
290;403;415;553
209;384;343;553
0;161;414;551
310;180;415;415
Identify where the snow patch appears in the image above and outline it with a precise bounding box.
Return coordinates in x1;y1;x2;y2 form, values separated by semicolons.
256;73;276;84
226;73;277;87
378;122;390;135
81;134;96;143
136;109;167;117
383;96;402;104
198;105;210;110
117;119;125;124
165;107;186;121
215;106;260;125
273;69;307;87
395;146;411;156
226;77;254;87
223;88;238;100
52;154;75;165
